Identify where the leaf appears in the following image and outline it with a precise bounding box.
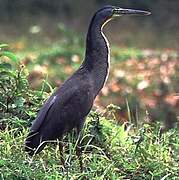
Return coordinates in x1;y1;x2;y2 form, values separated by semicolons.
0;51;18;62
160;173;171;180
0;159;7;166
14;97;26;108
0;44;9;48
0;71;15;78
0;62;12;70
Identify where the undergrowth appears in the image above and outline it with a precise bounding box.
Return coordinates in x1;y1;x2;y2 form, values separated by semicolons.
0;114;179;179
0;44;179;179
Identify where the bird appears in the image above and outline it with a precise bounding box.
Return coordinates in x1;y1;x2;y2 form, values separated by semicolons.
25;5;150;168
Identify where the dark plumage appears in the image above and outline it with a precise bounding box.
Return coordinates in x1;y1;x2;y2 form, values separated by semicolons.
25;5;150;157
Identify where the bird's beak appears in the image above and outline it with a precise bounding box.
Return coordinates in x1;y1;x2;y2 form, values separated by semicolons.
113;8;151;17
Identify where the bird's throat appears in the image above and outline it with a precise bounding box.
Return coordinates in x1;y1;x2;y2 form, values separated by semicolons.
84;19;110;96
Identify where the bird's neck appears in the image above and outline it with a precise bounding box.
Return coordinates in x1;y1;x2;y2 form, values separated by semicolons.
84;19;110;96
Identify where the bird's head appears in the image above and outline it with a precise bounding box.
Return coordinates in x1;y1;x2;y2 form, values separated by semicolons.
94;5;151;27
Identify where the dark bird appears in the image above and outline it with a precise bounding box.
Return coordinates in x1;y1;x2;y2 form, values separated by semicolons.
25;5;150;167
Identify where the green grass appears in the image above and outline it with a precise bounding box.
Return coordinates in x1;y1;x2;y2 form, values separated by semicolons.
0;41;179;179
0;113;179;179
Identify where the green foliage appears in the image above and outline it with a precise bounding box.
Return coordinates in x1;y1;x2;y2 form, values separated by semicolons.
58;23;84;47
0;44;18;62
112;47;144;61
0;44;50;129
0;44;178;179
0;112;179;179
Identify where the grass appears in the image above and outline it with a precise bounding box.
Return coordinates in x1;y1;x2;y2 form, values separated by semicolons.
0;36;179;179
0;113;179;179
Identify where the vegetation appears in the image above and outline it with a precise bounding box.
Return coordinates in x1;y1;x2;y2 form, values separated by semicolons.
0;41;179;179
1;1;179;49
1;113;179;179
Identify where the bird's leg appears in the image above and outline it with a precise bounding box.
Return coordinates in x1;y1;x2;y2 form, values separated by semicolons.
76;131;83;172
58;140;65;168
76;121;85;172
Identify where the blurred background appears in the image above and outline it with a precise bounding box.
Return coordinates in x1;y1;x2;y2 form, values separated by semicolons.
0;0;178;130
0;0;179;48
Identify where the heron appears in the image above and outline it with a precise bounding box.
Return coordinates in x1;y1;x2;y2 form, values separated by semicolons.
25;5;150;169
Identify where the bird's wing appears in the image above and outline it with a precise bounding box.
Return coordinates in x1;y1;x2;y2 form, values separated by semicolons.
25;77;94;155
30;94;57;132
30;86;79;132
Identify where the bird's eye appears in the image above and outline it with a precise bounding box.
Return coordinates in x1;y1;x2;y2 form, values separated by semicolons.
112;9;122;16
113;9;118;14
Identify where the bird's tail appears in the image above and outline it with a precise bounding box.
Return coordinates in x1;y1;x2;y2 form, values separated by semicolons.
25;131;47;156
